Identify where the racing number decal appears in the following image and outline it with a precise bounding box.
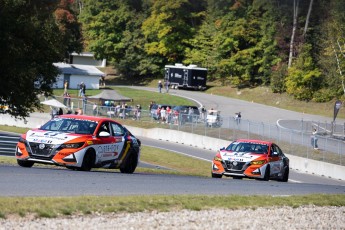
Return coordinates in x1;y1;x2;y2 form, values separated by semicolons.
43;131;61;137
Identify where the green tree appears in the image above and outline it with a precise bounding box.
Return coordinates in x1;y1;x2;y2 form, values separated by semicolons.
142;0;205;64
0;0;81;118
285;43;321;100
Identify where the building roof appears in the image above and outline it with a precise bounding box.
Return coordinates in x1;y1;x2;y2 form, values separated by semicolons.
54;63;104;76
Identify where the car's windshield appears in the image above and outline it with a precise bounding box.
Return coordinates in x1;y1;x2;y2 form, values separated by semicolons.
226;142;268;154
40;118;98;135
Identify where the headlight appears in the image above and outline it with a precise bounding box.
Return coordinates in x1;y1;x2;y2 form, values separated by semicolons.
251;160;266;165
213;152;223;162
60;142;84;149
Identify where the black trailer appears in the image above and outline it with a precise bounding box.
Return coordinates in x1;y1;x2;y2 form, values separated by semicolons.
164;64;207;90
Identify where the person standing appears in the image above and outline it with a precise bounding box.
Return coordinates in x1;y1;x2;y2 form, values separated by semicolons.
82;82;86;97
235;112;241;124
93;103;97;116
164;80;170;93
78;82;84;97
158;81;163;93
64;80;68;94
311;128;319;150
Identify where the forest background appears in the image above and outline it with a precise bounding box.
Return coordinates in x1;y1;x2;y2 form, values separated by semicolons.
78;0;345;103
1;0;345;118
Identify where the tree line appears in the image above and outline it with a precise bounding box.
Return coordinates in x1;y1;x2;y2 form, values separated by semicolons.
79;0;345;102
1;0;345;118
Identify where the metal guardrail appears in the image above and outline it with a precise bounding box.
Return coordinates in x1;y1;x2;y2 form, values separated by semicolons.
0;134;19;156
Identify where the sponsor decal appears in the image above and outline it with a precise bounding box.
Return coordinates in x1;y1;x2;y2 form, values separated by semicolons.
97;144;121;154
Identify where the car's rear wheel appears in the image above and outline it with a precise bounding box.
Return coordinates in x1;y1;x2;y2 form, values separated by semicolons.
79;151;95;171
120;151;138;174
211;173;222;178
263;166;270;181
17;159;34;168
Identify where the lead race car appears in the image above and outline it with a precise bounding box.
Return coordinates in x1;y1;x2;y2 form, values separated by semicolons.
211;139;289;181
15;114;141;173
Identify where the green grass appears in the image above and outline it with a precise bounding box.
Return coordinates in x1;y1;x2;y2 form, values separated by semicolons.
0;194;344;218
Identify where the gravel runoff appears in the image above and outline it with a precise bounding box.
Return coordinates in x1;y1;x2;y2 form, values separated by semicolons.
1;206;344;230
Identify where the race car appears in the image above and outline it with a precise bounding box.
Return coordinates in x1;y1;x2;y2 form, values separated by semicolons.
15;114;141;173
211;139;289;182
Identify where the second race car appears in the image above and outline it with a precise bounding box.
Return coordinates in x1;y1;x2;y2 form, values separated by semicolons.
211;139;289;181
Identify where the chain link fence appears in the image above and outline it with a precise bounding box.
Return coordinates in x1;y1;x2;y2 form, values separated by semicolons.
54;96;345;166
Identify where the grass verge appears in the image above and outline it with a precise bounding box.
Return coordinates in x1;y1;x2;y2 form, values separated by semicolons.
0;194;344;219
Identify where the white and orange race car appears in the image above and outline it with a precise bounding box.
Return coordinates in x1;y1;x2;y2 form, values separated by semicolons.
15;114;141;173
211;139;289;181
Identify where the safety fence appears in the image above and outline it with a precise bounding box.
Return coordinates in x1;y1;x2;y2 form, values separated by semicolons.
54;96;345;166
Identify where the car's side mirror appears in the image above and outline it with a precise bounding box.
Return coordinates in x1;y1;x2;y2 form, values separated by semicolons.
220;147;225;150
99;131;110;137
271;151;279;157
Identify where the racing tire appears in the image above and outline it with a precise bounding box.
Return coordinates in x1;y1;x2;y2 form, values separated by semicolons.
120;151;138;174
79;151;95;171
263;166;270;181
280;167;289;182
211;173;222;178
17;159;34;168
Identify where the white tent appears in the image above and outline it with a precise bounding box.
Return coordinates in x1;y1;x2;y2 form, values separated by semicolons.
40;99;67;108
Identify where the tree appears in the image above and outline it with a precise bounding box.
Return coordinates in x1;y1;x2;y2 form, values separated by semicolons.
0;0;82;119
285;43;321;100
288;0;299;68
142;0;205;64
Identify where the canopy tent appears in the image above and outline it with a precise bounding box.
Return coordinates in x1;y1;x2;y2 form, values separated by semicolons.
40;99;67;108
88;89;132;104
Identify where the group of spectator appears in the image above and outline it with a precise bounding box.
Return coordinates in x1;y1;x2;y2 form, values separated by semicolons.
105;102;142;120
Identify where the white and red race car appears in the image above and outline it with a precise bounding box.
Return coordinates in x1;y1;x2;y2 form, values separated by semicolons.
15;114;141;173
212;139;289;181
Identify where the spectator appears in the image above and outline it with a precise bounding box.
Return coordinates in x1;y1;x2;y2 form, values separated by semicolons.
93;103;97;116
135;104;141;120
58;108;63;115
164;80;170;93
166;106;171;123
235;112;241;124
64;80;68;94
51;107;58;119
160;107;166;122
158;81;163;93
311;128;319;150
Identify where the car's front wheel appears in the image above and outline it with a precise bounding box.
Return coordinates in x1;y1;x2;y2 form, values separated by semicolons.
79;150;95;171
211;173;222;178
120;151;138;174
17;159;34;168
263;166;270;181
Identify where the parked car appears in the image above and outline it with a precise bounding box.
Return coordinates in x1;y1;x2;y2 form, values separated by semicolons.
171;105;200;124
15;114;141;173
211;139;289;181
